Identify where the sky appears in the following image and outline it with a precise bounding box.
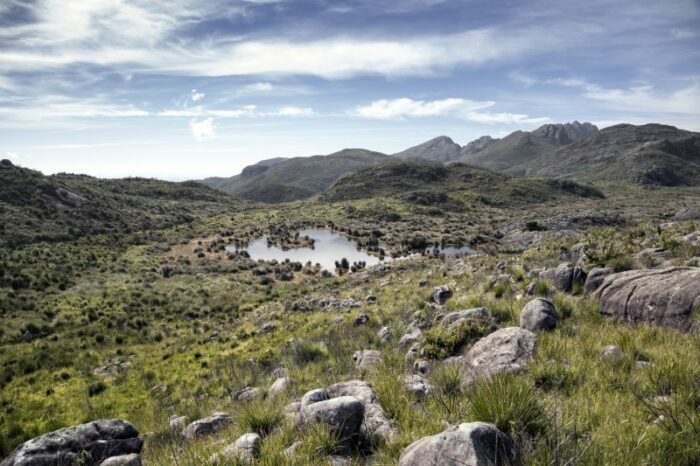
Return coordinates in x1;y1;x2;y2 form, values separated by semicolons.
0;0;699;180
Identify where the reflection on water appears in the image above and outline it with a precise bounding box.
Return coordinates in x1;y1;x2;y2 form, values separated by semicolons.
227;229;473;272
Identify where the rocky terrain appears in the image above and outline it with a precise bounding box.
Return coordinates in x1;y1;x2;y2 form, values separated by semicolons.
1;135;699;465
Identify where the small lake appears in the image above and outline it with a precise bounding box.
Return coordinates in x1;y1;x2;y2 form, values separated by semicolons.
227;229;474;273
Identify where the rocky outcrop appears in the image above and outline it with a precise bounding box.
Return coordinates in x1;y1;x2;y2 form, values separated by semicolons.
300;396;365;446
440;308;493;328
584;267;613;294
327;380;397;442
1;419;142;466
520;298;559;331
595;267;700;332
398;422;515;466
539;263;586;292
464;327;538;381
181;412;232;440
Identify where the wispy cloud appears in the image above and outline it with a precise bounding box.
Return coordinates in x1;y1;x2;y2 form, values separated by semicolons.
353;97;548;124
190;118;215;141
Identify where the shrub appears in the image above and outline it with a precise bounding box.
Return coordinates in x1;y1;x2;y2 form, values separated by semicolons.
87;381;107;397
290;340;327;367
237;400;284;437
421;320;490;359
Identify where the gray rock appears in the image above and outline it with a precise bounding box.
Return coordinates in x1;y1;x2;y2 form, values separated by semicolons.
327;380;397;443
268;377;292;397
520;298;559;331
464;327;538;380
399;329;422;349
214;433;261;465
168;415;187;431
233;387;262;402
595;267;700;332
540;263;586;292
99;454;142;466
413;359;431;374
283;441;303;458
300;389;330;412
377;326;392;342
272;365;286;378
429;285;453;305
329;455;352;466
1;419;142;466
366;295;378;303
584;267;613;294
418;278;429;287
353;349;382;371
182;412;232;440
404;374;433;399
301;396;365;445
353;313;370;326
601;345;624;361
440;308;492;328
398;422;514;466
405;343;420;365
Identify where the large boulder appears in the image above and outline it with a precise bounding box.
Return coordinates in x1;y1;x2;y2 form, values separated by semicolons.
464;327;538;381
595;267;700;332
181;412;232;440
440;308;493;328
520;298;559;331
584;267;613;294
1;419;142;466
301;396;365;445
540;263;586;292
327;380;397;442
398;422;514;466
99;454;142;466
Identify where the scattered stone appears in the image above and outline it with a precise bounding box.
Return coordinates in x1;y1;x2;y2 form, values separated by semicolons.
182;412;232;440
287;297;362;312
353;313;370;326
429;285;453;305
300;389;330;412
1;419;142;466
377;326;392;342
440;308;492;328
595;267;700;332
404;374;433;398
283;441;303;458
272;366;286;378
520;298;559;331
399;329;422;349
213;433;261;465
99;454;142;466
583;267;613;294
405;343;420;365
327;380;397;443
261;322;277;333
398;422;514;466
601;345;624;361
353;349;382;371
464;327;538;381
233;387;262;402
366;295;378;303
540;263;586;293
329;455;352;466
300;396;365;446
418;278;429;287
413;359;430;374
269;377;292;397
168;415;188;431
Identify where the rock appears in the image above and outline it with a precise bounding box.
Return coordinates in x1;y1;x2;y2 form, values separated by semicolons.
272;366;286;378
233;387;262;402
283;441;303;457
398;422;514;466
300;389;330;412
327;380;397;442
601;345;624;361
353;313;370;326
540;263;586;292
413;359;430;374
1;419;142;466
301;396;365;445
329;455;352;466
429;285;453;305
440;308;493;328
464;327;538;380
583;267;613;294
405;343;420;365
182;412;232;440
377;326;392;342
418;278;429;287
353;349;382;371
213;433;261;465
595;267;700;332
99;454;142;466
366;295;378;303
635;248;668;266
520;298;559;331
675;207;700;220
269;377;292;397
404;374;433;398
261;322;276;333
399;329;422;349
168;415;187;431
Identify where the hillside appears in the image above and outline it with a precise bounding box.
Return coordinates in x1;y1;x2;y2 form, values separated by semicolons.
522;124;700;186
457;121;598;172
392;136;463;163
322;159;604;204
200;149;390;202
0;159;240;247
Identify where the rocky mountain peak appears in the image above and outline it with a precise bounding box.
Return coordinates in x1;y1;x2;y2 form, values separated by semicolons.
532;121;598;145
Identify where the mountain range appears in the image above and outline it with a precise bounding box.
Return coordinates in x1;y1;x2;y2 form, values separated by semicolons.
200;122;699;203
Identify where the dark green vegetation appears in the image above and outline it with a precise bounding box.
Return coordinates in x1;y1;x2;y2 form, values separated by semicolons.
1;146;699;464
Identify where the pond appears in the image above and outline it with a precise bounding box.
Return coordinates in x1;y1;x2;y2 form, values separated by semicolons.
227;228;474;273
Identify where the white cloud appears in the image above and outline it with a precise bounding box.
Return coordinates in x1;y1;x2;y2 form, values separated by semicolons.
271;106;315;117
0;95;149;120
158;105;313;118
190;118;215;141
191;89;205;102
352;97;548;124
243;82;275;93
508;71;537;87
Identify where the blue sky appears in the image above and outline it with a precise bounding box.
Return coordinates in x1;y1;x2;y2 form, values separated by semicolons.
0;0;699;180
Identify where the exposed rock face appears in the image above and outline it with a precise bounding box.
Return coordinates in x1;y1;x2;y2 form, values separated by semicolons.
584;267;613;294
595;267;700;332
398;422;514;466
429;285;453;305
520;298;559;331
99;454;142;466
464;327;538;380
393;136;464;163
532;121;598;145
327;380;397;442
1;419;142;466
353;349;382;371
181;412;232;440
301;396;365;445
460;135;499;158
539;263;586;292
